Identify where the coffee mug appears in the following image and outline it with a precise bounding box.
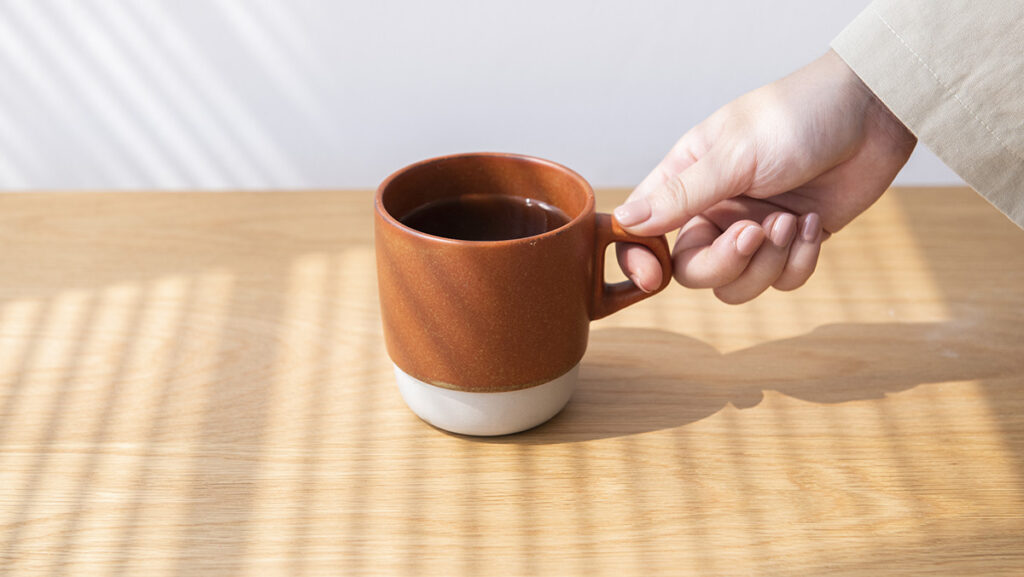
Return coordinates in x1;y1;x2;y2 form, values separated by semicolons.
375;152;672;435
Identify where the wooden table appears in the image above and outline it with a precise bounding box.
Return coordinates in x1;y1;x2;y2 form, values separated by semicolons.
1;187;1022;576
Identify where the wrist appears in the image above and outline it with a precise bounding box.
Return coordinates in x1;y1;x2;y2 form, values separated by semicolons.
826;49;916;146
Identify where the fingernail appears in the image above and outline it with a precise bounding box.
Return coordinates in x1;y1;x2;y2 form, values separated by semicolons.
770;213;798;246
736;225;764;256
629;272;653;293
802;213;821;242
613;198;651;227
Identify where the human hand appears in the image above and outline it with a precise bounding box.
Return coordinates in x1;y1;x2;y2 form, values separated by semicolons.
615;50;917;303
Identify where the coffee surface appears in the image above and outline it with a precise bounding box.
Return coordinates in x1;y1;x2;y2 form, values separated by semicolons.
400;194;571;241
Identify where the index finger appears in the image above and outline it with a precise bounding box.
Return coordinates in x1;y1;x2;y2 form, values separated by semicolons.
626;128;708;203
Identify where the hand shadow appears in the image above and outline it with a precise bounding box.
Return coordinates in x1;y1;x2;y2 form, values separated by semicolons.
476;320;1021;444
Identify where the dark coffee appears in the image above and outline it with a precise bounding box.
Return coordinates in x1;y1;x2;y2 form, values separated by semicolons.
400;194;571;241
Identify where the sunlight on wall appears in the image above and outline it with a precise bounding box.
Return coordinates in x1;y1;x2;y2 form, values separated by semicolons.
0;1;962;190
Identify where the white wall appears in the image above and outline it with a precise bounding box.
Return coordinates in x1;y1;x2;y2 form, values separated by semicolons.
0;0;963;190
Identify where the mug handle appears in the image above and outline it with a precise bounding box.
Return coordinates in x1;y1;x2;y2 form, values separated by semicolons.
590;213;673;320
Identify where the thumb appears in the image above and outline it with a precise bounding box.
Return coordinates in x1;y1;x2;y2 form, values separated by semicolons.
614;143;754;236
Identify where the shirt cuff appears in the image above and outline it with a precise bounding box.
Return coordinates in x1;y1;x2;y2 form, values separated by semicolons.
832;2;1024;228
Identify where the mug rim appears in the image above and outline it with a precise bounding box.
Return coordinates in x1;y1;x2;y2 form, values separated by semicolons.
375;152;596;246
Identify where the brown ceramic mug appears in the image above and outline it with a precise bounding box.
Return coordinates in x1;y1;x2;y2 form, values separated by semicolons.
375;152;672;435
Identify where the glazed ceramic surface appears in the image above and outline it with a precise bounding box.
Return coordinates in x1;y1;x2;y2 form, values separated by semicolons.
375;153;671;434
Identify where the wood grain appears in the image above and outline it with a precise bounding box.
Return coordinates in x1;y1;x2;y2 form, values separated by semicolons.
1;188;1023;576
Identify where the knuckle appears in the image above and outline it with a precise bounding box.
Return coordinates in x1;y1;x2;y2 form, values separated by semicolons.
773;276;807;292
774;261;818;291
713;286;756;305
673;268;707;289
722;140;757;191
671;255;705;289
658;169;691;218
672;248;731;290
672;267;693;288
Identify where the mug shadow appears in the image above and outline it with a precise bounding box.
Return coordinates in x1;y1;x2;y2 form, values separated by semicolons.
470;320;1019;444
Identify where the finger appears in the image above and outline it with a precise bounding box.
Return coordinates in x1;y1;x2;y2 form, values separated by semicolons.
713;212;798;304
614;142;756;237
626;128;706;204
701;198;783;233
615;242;663;293
773;213;823;291
672;218;766;289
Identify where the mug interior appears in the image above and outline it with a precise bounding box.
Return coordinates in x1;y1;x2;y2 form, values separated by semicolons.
379;154;592;232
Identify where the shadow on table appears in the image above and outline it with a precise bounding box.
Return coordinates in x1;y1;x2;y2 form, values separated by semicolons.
2;187;1022;575
474;319;1023;444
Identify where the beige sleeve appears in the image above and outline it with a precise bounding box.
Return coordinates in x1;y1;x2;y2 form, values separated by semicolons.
831;0;1024;228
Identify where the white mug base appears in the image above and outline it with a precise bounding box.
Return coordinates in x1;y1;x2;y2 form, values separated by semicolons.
393;363;578;436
